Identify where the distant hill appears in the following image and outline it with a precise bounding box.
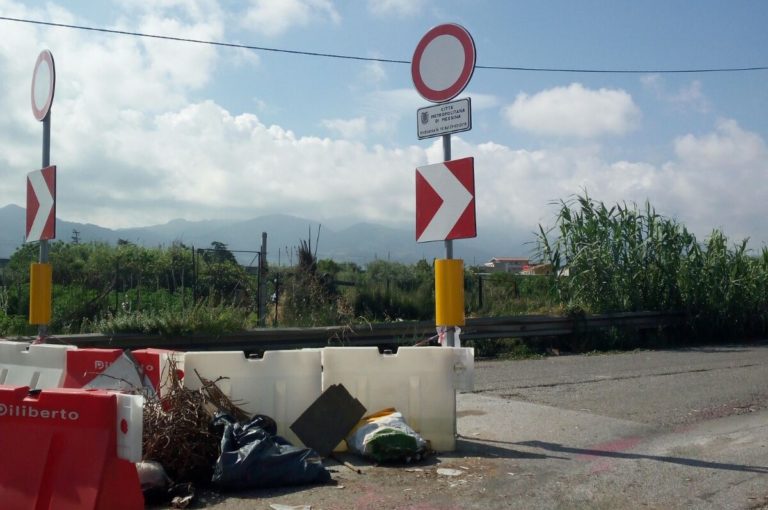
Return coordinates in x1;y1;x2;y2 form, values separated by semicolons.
0;204;533;265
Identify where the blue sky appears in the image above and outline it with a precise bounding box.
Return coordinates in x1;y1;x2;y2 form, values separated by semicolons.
1;0;768;255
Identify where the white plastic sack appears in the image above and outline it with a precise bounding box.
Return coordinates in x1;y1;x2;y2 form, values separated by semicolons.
346;408;427;463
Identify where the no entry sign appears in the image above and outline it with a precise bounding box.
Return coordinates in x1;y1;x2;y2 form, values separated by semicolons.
31;50;56;121
411;24;476;103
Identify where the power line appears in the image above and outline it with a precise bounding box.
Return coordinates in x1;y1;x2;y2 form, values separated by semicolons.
2;15;768;75
0;16;409;65
477;64;768;74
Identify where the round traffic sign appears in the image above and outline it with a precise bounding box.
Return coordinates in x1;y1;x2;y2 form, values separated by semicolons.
31;50;56;121
411;24;476;103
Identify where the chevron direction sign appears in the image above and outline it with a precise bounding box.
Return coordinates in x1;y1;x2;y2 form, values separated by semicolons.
26;165;56;242
415;157;476;243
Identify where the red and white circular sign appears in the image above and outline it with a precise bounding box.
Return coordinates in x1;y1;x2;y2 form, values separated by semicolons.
412;24;476;103
31;50;56;121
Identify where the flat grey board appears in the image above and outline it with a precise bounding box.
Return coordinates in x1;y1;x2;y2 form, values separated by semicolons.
290;383;367;457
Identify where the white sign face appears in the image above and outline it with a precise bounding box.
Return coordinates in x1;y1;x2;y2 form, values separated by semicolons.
33;63;50;111
31;50;56;121
417;97;471;139
419;35;466;91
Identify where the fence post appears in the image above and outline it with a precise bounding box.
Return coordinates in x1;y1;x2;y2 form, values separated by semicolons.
478;274;483;309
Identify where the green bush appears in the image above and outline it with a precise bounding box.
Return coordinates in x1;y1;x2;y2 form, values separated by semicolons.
85;299;252;336
0;312;36;337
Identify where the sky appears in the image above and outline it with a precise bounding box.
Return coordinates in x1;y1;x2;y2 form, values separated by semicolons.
1;0;768;257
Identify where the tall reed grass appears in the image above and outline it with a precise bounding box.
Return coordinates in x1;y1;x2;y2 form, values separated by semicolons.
536;192;768;342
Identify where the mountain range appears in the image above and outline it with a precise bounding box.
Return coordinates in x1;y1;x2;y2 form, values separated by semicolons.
0;204;533;266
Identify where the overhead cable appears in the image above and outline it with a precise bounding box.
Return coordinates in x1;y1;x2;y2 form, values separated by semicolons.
2;16;767;74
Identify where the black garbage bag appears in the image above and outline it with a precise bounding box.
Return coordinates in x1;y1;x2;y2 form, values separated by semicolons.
211;413;331;490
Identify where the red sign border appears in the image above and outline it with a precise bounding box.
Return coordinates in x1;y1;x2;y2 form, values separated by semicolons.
411;24;476;103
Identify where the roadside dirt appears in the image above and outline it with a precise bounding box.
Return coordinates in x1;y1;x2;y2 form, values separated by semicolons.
149;438;522;510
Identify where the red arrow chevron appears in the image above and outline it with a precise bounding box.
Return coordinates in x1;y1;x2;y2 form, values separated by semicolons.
415;157;476;243
26;165;56;242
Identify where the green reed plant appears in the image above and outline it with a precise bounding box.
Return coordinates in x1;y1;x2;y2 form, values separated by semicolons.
537;191;768;343
537;192;693;313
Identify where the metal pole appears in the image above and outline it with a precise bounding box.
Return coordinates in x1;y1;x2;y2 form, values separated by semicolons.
40;113;50;263
258;232;267;327
442;133;455;347
37;113;51;339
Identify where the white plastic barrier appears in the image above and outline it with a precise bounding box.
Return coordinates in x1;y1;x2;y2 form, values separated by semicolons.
115;392;144;462
0;340;76;389
453;346;475;392
321;346;474;451
183;349;322;446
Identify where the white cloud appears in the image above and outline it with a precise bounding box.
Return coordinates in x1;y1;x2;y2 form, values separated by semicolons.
641;74;709;113
465;93;500;110
503;83;640;138
241;0;341;37
355;88;499;141
322;116;368;139
0;0;225;221
657;119;768;242
2;2;768;253
115;0;223;23
437;120;768;247
96;101;425;227
367;0;429;17
360;61;387;86
673;119;765;169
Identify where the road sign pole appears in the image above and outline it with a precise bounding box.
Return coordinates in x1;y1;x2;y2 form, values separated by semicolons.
38;112;51;339
40;113;50;263
29;49;56;340
412;24;476;349
442;133;456;347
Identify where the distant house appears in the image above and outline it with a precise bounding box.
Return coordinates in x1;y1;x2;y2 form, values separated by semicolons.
520;263;554;275
0;258;9;269
483;257;529;273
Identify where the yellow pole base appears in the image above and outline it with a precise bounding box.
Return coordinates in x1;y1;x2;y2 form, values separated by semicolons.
435;258;465;326
29;262;52;325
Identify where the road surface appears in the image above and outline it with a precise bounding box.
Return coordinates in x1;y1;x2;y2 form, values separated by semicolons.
156;342;768;509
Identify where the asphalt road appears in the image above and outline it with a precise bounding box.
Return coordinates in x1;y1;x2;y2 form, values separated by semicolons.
473;343;768;428
158;342;768;509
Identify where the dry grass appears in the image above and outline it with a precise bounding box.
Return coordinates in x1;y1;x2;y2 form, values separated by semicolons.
142;357;248;482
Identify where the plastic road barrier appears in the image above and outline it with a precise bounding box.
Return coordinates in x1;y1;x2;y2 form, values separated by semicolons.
321;346;474;451
132;348;184;396
0;340;75;389
0;385;144;510
184;349;322;446
62;348;182;397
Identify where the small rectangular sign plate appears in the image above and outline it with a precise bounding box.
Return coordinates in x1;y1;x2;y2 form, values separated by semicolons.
417;97;472;140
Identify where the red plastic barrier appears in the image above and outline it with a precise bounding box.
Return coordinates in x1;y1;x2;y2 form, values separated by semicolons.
0;386;143;510
63;348;180;396
133;348;182;393
62;348;124;388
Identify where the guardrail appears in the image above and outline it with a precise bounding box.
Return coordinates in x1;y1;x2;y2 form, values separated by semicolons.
30;311;683;352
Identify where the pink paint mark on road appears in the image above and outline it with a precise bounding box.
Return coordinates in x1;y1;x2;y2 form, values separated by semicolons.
577;436;644;475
